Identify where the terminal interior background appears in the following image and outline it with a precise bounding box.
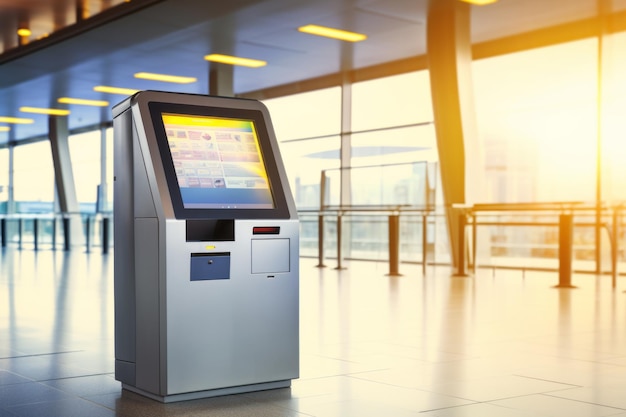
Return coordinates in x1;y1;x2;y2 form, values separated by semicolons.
3;0;626;416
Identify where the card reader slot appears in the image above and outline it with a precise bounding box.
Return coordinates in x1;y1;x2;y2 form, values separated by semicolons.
186;219;234;241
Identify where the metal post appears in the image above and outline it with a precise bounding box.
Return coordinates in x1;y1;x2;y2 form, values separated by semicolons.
471;212;477;273
1;218;5;247
335;214;345;270
85;216;91;253
18;218;22;250
33;218;38;251
63;217;70;251
422;214;428;275
388;214;401;276
52;216;57;250
611;207;619;289
102;216;109;255
556;213;575;288
316;214;326;267
453;212;468;277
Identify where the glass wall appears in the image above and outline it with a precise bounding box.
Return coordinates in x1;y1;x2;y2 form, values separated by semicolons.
3;29;624;271
473;38;598;204
264;88;342;257
470;38;620;271
13;141;55;212
349;71;441;263
0;148;7;213
352;71;433;131
602;31;626;202
69;130;101;212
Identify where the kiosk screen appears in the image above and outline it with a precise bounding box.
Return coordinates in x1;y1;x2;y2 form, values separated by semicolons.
148;101;290;219
162;113;273;209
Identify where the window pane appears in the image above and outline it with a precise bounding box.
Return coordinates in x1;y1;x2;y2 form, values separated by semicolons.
0;148;7;213
263;87;341;140
602;31;626;201
350;124;437;168
473;38;598;203
13;141;54;212
278;137;340;209
352;71;433;131
69;130;100;212
278;136;340;257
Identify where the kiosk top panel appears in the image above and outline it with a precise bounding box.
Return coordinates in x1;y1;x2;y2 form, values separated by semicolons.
114;91;295;220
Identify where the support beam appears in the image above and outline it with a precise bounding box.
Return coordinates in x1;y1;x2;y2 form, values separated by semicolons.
427;0;482;273
7;143;15;214
98;126;109;212
208;62;234;97
49;115;83;247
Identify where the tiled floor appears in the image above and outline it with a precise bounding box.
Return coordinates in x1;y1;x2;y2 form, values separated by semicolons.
2;248;626;416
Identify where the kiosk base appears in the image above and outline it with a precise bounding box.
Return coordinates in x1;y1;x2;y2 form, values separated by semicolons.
121;380;292;403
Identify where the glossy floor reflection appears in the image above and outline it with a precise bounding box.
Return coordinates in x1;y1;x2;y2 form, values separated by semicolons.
2;248;626;416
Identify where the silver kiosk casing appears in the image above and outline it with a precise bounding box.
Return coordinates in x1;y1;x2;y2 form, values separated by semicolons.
112;91;299;403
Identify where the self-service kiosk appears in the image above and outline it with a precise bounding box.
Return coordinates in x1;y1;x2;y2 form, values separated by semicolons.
112;91;299;403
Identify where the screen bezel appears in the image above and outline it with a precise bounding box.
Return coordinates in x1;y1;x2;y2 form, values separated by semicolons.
148;101;290;219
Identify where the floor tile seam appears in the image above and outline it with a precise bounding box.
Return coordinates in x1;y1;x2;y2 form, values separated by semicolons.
418;389;603;413
344;372;462;397
541;392;626;411
37;371;117;384
0;350;84;360
510;373;583;388
416;399;527;414
0;378;37;387
5;395;118;414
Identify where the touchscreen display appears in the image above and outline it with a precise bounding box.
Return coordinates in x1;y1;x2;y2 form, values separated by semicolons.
161;113;274;209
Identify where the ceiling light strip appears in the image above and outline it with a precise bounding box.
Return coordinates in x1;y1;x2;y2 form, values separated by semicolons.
0;116;34;124
204;54;267;68
20;107;70;116
134;72;197;84
0;126;10;132
94;86;139;95
58;97;109;107
17;28;32;37
298;24;367;42
459;0;499;5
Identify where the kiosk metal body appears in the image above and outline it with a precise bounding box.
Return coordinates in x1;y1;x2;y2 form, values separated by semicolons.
113;91;299;403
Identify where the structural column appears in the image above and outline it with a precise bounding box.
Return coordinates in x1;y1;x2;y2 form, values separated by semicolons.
49;115;83;247
209;63;234;97
427;0;482;273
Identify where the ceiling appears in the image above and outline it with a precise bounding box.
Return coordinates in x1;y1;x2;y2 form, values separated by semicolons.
0;0;622;145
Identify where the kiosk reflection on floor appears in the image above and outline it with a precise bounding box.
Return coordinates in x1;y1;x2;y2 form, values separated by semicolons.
112;91;299;403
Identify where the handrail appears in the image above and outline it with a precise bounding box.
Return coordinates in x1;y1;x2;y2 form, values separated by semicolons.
467;202;624;287
299;205;435;275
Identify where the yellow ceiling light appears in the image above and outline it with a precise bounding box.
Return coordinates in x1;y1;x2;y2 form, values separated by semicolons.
0;126;10;132
20;107;70;116
17;28;32;37
134;72;197;84
94;85;139;95
0;116;34;124
58;97;109;107
459;0;498;5
204;54;267;68
298;24;367;42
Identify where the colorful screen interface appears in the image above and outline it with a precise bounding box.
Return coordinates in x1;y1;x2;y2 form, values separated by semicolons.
162;113;274;209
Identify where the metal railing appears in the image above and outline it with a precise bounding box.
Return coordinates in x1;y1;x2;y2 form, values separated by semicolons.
0;212;112;254
462;202;624;287
298;205;436;276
